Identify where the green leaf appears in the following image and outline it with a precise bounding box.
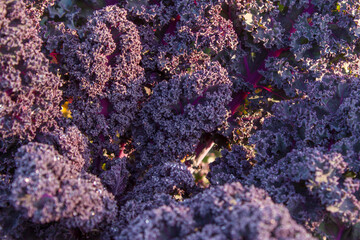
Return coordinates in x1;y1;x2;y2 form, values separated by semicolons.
344;171;356;178
299;37;309;44
278;2;285;12
203;47;212;55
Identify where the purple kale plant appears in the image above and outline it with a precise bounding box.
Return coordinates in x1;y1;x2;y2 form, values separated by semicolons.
0;0;62;153
116;162;196;229
117;182;315;240
132;61;232;168
3;0;360;239
209;75;360;237
43;4;146;159
10;143;117;232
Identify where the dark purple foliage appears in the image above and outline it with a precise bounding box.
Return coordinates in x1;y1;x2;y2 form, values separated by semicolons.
100;157;129;197
208;144;254;185
3;0;360;239
49;5;146;156
0;0;62;152
10;143;117;232
133;61;232;167
35;125;91;172
213;75;360;234
117;182;315;240
117;162;196;228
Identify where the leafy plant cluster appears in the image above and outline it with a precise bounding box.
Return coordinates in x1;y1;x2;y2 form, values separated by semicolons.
1;0;360;239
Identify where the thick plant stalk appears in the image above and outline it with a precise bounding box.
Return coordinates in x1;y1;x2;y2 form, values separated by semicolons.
194;140;215;166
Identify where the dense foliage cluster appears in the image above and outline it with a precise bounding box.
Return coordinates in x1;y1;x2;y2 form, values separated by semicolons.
0;0;62;152
1;0;360;239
